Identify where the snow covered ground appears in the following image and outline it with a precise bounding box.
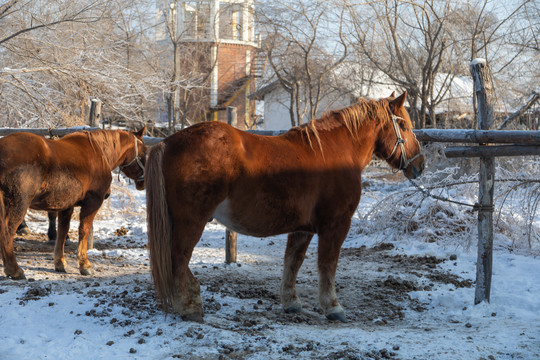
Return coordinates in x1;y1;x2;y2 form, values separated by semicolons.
1;164;539;360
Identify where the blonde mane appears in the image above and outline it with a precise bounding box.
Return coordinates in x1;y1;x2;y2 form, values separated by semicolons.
300;98;392;153
83;130;122;170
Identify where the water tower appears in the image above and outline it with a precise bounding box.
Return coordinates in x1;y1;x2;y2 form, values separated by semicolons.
170;0;263;129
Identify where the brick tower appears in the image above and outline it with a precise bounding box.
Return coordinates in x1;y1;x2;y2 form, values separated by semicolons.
172;0;263;129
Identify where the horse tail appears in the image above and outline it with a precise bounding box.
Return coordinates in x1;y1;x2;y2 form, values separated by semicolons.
0;191;5;247
145;141;174;311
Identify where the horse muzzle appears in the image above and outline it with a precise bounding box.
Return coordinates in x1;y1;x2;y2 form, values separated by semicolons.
404;154;425;179
135;177;145;190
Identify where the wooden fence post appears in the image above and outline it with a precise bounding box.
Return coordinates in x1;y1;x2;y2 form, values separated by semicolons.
87;99;102;248
470;59;495;304
225;107;238;263
88;99;102;128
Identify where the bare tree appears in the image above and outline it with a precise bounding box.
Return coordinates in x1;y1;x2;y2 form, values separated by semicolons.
445;0;535;126
345;0;463;128
0;0;173;129
258;0;348;127
344;0;535;129
0;0;107;45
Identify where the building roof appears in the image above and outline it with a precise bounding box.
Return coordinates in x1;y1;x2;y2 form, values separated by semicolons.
247;80;280;100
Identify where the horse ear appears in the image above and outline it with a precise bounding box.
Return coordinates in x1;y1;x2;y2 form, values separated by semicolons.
133;124;146;138
389;91;396;98
390;91;407;109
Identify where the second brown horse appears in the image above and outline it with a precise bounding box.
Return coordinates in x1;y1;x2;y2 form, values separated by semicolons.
0;127;147;280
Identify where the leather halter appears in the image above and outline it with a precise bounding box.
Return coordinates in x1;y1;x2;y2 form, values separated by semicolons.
119;137;145;181
385;114;422;170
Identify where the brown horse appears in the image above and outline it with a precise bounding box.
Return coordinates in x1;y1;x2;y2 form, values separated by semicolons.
0;127;147;280
146;92;424;322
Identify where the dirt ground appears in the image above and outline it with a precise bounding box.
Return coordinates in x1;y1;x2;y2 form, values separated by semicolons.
2;228;474;359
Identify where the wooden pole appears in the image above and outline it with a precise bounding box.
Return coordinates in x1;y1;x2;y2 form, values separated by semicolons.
225;107;238;263
87;99;102;249
88;99;102;128
470;59;495;305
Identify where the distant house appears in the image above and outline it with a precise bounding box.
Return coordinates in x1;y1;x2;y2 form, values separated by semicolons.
250;66;474;131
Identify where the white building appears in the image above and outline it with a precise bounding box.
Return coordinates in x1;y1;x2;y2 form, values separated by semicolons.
250;66;474;131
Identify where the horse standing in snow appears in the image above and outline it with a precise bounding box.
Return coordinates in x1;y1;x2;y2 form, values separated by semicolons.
0;127;147;279
146;92;424;322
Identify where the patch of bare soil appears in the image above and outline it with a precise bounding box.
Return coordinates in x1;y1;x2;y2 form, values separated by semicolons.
1;234;472;360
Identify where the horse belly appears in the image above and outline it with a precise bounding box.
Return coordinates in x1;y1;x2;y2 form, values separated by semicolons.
212;199;251;234
31;176;84;211
212;197;313;237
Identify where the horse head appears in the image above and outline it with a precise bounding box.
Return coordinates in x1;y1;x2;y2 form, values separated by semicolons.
119;124;147;190
377;91;425;179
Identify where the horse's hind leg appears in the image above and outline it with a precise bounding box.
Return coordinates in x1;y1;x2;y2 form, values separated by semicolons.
280;232;313;313
317;220;351;322
77;203;102;276
170;217;207;322
54;208;73;273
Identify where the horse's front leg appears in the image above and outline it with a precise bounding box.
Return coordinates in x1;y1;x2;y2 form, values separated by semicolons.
1;197;32;279
77;200;103;276
1;211;27;280
280;232;313;313
317;219;351;322
54;208;73;272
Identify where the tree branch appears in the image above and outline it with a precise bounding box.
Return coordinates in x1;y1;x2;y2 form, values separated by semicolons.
498;91;540;130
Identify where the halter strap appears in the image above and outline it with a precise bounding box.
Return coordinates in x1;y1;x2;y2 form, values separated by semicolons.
386;114;422;171
119;137;145;181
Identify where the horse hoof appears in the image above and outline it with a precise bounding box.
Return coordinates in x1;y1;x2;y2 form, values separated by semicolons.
8;270;26;280
326;311;348;323
283;303;303;314
55;266;67;273
80;267;94;276
181;313;204;323
17;227;30;236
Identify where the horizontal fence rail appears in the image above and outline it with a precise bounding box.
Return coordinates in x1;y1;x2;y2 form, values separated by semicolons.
413;129;540;144
445;145;540;158
0;127;539;148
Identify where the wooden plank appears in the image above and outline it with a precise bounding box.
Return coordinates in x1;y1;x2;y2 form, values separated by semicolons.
0;127;165;146
3;127;540;146
0;127;97;137
413;129;540;144
445;145;540;158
